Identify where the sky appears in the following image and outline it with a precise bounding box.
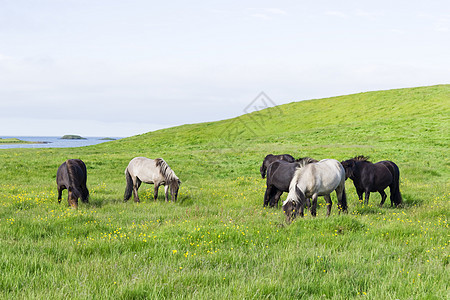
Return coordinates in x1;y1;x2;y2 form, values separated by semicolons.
0;0;449;137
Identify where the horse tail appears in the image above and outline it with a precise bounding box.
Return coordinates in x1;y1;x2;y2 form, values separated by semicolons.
124;168;133;201
340;185;348;212
78;160;89;202
390;163;403;206
65;160;81;200
338;165;348;213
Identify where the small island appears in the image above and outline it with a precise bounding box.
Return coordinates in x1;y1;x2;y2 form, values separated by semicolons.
61;135;87;140
0;138;45;144
99;137;116;141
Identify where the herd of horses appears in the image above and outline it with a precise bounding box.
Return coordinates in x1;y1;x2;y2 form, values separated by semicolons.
56;154;402;224
261;154;402;223
57;157;181;208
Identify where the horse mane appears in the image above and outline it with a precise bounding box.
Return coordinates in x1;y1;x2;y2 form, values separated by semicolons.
155;158;180;187
286;157;318;204
285;170;302;206
295;157;318;168
352;155;371;162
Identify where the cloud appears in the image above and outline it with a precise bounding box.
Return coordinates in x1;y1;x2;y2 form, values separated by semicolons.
249;7;288;20
354;9;383;20
434;17;450;32
264;8;288;15
0;53;12;61
324;11;348;18
250;13;271;20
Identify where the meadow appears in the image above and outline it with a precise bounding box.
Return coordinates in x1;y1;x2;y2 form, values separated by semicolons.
0;85;448;299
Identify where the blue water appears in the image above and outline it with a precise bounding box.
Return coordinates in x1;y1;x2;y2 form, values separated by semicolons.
0;136;123;149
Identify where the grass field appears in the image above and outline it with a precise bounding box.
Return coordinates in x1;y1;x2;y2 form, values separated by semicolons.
0;85;448;299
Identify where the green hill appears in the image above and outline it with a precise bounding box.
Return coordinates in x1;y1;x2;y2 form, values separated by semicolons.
0;85;448;299
102;84;449;186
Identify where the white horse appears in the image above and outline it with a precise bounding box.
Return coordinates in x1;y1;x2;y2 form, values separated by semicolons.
282;159;347;223
124;157;181;202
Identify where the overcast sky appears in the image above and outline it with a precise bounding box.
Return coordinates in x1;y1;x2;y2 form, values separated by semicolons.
0;0;449;137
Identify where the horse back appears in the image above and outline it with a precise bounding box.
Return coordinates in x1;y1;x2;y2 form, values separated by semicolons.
57;159;87;187
359;162;393;191
66;159;87;184
378;161;399;178
266;160;298;192
126;157;161;183
295;159;344;196
261;154;295;178
56;161;69;187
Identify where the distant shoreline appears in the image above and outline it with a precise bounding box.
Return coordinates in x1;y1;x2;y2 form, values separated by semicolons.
0;136;121;149
0;138;47;145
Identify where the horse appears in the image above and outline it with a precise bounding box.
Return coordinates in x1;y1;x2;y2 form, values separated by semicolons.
282;159;347;223
264;157;318;207
56;159;89;208
124;157;181;202
260;154;295;178
340;156;402;207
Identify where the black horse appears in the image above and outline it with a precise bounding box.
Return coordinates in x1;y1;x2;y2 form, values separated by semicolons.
260;154;295;178
56;159;89;208
341;156;402;207
264;157;318;207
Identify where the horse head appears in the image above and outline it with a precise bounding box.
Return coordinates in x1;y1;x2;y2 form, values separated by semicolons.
283;186;306;223
283;200;296;224
260;154;274;178
170;179;181;202
67;186;79;209
340;160;356;179
260;163;267;179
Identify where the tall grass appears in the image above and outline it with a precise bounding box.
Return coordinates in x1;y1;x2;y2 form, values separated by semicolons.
0;85;448;299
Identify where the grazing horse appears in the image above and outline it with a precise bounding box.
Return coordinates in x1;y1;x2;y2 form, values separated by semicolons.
283;159;347;223
340;156;402;207
56;159;89;208
260;154;295;178
124;157;181;202
264;157;318;207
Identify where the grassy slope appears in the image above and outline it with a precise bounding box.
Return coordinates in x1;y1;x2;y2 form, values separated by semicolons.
0;85;448;299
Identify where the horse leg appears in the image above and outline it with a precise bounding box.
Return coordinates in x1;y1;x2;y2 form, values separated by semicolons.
324;194;332;216
379;190;387;207
263;186;272;207
335;182;347;214
133;178;141;202
310;195;318;217
273;190;283;208
68;187;78;209
153;183;159;201
364;190;370;205
356;188;364;203
298;201;304;217
57;186;63;204
295;201;302;218
164;185;169;202
80;185;89;203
